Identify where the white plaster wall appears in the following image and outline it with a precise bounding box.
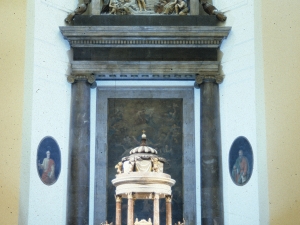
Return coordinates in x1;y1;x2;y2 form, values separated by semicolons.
218;0;266;224
21;0;76;224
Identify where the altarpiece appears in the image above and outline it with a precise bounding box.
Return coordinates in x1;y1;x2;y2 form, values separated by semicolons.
60;1;231;224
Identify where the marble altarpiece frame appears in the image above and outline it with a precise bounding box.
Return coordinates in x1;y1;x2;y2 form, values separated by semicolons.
95;87;196;224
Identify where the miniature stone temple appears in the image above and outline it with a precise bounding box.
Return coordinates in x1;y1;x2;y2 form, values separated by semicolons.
112;131;176;225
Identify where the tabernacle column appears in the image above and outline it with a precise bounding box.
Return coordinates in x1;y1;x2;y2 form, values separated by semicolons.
115;195;122;225
166;195;172;225
127;193;134;225
67;74;95;225
196;73;224;225
153;193;160;225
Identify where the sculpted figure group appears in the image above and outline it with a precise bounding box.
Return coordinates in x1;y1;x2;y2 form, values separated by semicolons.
101;0;189;15
162;0;188;15
65;0;227;23
65;0;227;22
105;0;140;15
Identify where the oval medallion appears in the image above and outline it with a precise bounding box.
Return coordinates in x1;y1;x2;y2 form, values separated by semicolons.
36;136;61;185
229;136;253;186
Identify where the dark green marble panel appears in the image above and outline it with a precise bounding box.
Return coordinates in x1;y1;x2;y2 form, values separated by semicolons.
107;98;183;224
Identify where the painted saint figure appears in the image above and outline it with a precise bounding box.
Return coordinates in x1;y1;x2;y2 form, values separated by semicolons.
38;148;56;185
231;150;249;184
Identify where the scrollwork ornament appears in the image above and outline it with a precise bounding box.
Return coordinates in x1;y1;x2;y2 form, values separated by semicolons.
87;74;96;84
215;75;224;84
67;75;75;84
200;1;227;22
195;74;204;85
65;1;91;24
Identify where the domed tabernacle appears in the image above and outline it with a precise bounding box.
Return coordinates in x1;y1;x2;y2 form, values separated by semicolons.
112;131;176;225
120;130;166;173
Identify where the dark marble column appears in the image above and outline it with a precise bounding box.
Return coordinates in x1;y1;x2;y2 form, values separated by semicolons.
115;195;122;225
67;74;94;225
165;195;172;225
196;73;224;225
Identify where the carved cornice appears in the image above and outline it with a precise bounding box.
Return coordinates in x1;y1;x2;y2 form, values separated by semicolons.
69;38;222;48
71;61;220;80
60;26;231;48
195;73;224;84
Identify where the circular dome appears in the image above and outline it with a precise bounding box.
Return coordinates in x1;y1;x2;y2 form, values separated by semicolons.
130;146;158;155
129;131;158;155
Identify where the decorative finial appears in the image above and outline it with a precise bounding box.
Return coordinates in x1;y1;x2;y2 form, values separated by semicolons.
141;130;147;146
142;130;146;139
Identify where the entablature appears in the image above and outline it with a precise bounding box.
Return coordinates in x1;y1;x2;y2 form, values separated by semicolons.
70;60;219;80
60;25;231;48
60;15;231;83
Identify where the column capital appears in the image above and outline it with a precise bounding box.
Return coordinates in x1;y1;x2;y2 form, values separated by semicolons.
165;195;172;203
127;192;133;199
67;73;96;85
195;73;224;85
115;195;122;203
153;193;160;200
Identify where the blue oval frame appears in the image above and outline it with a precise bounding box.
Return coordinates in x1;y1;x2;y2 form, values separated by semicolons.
36;136;61;185
229;136;253;186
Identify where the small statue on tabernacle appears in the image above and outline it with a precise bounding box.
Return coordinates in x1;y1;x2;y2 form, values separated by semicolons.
115;162;123;174
129;159;135;172
151;158;159;172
